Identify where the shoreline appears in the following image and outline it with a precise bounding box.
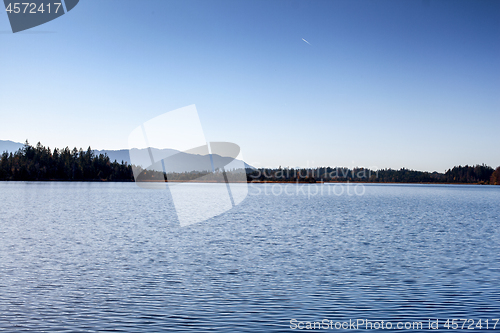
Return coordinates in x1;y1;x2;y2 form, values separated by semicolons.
0;180;495;185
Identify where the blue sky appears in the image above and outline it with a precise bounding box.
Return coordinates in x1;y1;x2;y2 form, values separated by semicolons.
1;0;499;171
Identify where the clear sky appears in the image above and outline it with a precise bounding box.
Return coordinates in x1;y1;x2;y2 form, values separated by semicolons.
1;0;499;172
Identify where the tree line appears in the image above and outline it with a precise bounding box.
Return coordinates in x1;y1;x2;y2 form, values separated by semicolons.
247;165;500;184
1;142;499;184
0;141;133;181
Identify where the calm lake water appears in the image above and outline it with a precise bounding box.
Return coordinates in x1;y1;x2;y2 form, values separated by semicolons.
0;182;499;332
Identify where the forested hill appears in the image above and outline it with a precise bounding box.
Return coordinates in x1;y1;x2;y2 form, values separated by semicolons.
0;142;499;184
0;142;133;181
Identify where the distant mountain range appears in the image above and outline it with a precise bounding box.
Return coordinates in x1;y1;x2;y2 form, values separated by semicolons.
96;147;254;172
0;140;24;154
0;140;254;172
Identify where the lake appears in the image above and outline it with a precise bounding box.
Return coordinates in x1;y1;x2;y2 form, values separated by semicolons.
0;182;499;332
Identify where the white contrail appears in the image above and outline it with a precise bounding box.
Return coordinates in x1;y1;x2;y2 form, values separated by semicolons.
302;38;311;45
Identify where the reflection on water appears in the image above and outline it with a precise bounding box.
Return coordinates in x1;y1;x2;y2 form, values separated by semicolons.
0;182;499;332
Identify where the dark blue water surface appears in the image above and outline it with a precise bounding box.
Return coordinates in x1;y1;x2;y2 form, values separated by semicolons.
0;182;499;332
